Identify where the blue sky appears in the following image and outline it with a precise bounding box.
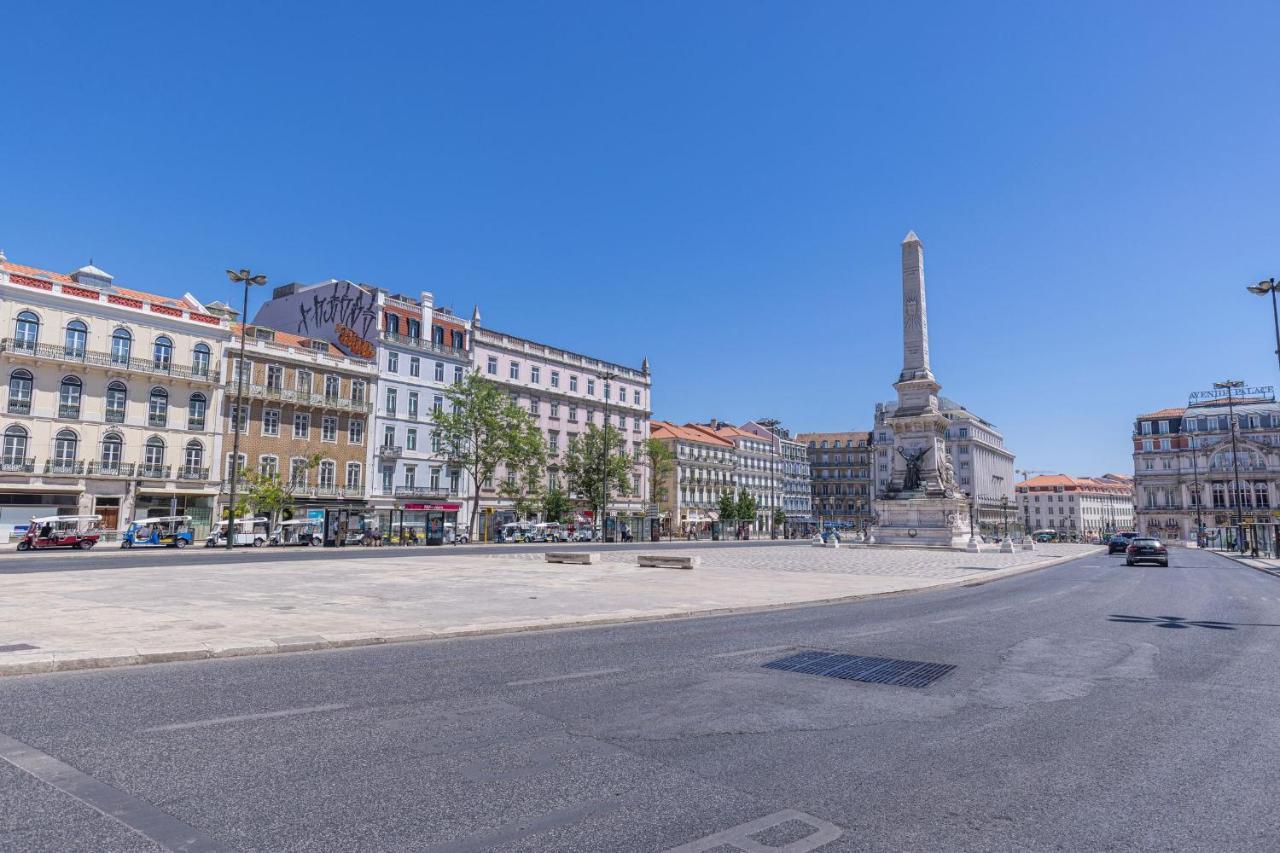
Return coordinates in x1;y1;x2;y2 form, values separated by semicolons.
3;1;1279;475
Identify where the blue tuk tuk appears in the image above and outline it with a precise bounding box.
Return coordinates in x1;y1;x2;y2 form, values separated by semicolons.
121;515;195;549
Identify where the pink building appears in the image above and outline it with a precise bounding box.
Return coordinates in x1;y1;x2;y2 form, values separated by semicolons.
470;310;652;538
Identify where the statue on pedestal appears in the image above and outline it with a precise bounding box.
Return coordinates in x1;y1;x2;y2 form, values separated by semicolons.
896;446;929;491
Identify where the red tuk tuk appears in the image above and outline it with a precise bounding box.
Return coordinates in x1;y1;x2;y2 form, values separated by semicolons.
17;514;103;551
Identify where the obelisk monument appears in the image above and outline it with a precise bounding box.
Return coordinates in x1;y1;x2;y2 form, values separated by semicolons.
871;232;970;548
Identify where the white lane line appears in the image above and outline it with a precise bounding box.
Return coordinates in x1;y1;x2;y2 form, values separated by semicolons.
665;808;843;852
930;615;965;624
507;668;622;687
0;731;229;852
143;702;349;733
711;645;796;659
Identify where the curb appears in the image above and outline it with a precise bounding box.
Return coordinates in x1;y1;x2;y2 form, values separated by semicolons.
1213;550;1280;578
0;548;1101;678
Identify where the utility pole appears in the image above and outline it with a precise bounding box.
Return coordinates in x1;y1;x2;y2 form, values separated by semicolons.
1215;380;1246;552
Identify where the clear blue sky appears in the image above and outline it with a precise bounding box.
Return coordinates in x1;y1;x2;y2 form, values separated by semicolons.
4;2;1279;476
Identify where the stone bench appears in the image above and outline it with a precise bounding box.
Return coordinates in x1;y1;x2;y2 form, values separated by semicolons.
544;552;598;565
636;554;699;570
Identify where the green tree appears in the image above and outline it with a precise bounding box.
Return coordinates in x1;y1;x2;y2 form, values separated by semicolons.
644;437;675;506
772;507;786;530
736;488;758;533
237;453;321;529
717;491;738;527
435;373;547;537
562;424;634;524
541;483;572;524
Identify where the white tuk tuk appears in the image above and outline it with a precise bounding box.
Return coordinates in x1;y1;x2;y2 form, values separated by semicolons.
205;517;270;547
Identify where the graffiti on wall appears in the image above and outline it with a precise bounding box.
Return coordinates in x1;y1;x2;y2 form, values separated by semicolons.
296;281;377;340
336;324;375;359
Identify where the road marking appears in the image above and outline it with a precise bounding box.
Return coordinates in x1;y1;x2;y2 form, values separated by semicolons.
0;731;229;852
142;702;349;732
507;667;622;687
930;615;965;624
664;808;843;852
711;645;796;659
421;797;623;852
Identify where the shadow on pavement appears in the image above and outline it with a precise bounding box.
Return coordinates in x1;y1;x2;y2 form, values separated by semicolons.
1108;614;1280;630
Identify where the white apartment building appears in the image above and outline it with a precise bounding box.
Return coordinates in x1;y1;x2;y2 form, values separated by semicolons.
701;419;777;534
650;421;736;533
1016;474;1134;540
741;420;812;533
873;397;1016;535
471;320;651;538
0;255;232;537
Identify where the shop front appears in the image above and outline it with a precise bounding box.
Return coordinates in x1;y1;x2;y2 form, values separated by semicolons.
134;492;216;540
374;501;460;545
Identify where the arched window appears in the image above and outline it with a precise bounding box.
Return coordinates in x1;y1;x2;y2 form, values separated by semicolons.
148;387;168;427
345;462;362;490
184;440;204;474
152;336;173;371
2;425;29;466
258;455;278;478
14;311;40;351
58;376;82;419
192;343;211;378
110;328;133;365
64;320;88;358
105;381;127;423
187;393;207;430
318;460;336;489
52;429;79;468
143;436;166;472
100;433;123;471
7;369;32;414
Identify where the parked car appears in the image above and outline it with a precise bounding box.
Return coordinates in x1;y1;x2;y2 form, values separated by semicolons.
1126;537;1169;567
1109;532;1138;554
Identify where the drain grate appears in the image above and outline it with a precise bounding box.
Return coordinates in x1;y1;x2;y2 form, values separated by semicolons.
763;650;955;688
0;643;38;654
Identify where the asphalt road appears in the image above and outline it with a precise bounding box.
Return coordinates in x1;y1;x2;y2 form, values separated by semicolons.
0;537;798;575
3;547;1279;851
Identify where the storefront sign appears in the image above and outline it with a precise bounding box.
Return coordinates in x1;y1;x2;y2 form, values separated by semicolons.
403;503;461;511
307;508;325;521
1188;385;1274;404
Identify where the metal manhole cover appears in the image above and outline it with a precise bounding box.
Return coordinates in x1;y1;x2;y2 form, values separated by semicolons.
763;650;955;688
0;643;38;654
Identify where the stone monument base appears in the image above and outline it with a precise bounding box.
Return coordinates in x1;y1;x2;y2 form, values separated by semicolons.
872;496;971;549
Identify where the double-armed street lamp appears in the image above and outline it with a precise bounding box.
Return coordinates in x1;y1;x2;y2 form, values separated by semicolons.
224;268;268;550
1183;412;1206;547
1214;379;1247;553
598;370;618;542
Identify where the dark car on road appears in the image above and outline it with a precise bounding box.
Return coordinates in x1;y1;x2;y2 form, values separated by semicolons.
1126;537;1169;567
1109;532;1138;554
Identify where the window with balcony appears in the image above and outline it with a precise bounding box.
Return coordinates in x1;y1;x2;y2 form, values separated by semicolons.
510;361;520;380
187;393;207;430
266;365;283;390
3;425;29;467
383;425;395;447
385;387;397;416
192;343;211;377
53;429;79;470
153;337;173;371
290;458;309;487
319;461;336;489
59;376;82;419
569;375;578;393
351;379;366;405
404;466;417;488
141;437;165;475
258;454;277;477
382;467;393;492
296;370;312;395
346;462;362;490
8;370;32;415
408;392;419;419
100;433;123;472
587;378;595;396
184;441;205;476
407;428;417;451
64;320;88;359
14;311;40;351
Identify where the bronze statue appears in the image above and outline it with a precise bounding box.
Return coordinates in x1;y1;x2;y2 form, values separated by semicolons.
896;445;929;491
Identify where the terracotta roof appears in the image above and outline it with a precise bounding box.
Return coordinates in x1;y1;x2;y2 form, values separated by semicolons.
795;431;871;443
2;258;194;308
1016;474;1133;494
1137;407;1186;419
651;420;734;448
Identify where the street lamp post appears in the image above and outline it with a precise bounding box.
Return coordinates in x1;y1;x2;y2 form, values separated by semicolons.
224;268;267;550
1183;413;1205;547
1247;278;1280;373
965;490;976;542
598;370;617;542
757;418;783;540
1215;380;1247;553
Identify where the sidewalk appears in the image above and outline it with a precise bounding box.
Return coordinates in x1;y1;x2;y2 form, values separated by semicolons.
1210;549;1280;577
0;543;1100;676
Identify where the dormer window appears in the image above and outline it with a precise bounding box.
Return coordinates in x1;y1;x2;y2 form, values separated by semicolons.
253;328;275;341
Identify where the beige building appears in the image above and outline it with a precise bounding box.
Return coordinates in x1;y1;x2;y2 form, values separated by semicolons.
1016;474;1134;540
0;255;232;536
796;430;873;534
650;420;736;533
217;323;377;530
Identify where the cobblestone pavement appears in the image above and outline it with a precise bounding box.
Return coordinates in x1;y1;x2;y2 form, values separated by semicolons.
484;542;1099;580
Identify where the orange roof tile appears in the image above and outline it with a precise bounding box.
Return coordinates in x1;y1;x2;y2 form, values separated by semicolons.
651;420;734;448
1137;407;1186;419
1;260;73;283
2;258;196;308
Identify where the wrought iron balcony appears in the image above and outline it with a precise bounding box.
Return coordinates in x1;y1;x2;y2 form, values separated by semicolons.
44;459;84;475
393;486;450;499
0;457;35;473
58;404;81;419
380;331;467;360
0;338;218;383
148;414;168;428
377;445;403;459
137;464;171;479
87;462;136;477
177;466;209;480
227;382;373;414
7;399;31;415
105;408;126;424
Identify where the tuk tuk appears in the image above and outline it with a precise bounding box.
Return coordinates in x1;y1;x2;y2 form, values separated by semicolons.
270;519;323;546
205;517;270;547
18;515;103;551
121;515;194;549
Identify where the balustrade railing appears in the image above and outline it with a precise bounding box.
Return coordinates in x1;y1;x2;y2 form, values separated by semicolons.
227;382;372;414
0;338;217;382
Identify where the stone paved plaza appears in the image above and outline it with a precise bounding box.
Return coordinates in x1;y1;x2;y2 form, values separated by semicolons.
0;543;1099;676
